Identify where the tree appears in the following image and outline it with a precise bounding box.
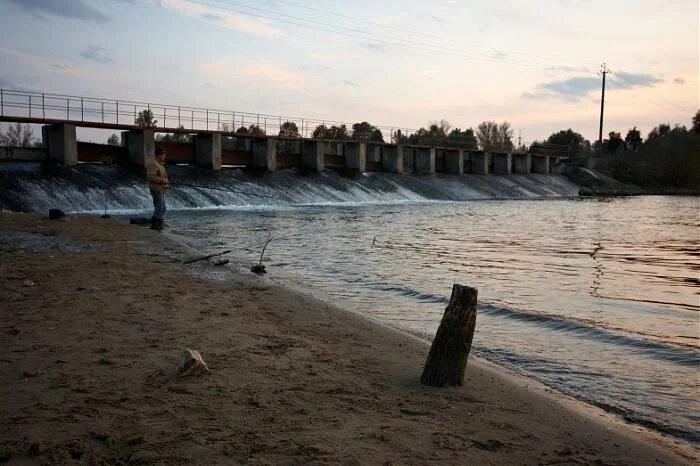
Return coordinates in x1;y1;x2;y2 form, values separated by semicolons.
0;123;35;147
312;124;349;140
546;128;591;159
603;131;625;154
392;129;409;144
278;121;300;153
476;121;498;149
447;128;478;148
406;119;452;145
476;121;513;150
351;121;376;140
107;133;120;145
597;116;700;189
135;109;157;128
497;122;514;150
235;126;249;135
692;110;700;133
547;129;586;147
625;127;643;151
278;121;299;138
247;124;265;136
369;128;384;143
312;124;327;139
156;125;191;143
430;119;451;137
647;123;671;141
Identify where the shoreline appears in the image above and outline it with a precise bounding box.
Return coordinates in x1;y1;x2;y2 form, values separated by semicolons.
0;213;695;464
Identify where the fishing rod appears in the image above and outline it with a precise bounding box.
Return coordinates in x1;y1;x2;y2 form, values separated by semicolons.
170;182;286;200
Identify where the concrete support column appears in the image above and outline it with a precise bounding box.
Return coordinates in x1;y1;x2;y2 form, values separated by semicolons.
415;147;436;174
302;140;324;172
532;155;550;174
195;132;222;170
372;145;381;163
344;141;366;172
382;145;403;173
493;152;512;174
44;123;77;165
470;151;488;174
122;129;155;166
445;149;463;175
512;153;531;174
251;137;277;172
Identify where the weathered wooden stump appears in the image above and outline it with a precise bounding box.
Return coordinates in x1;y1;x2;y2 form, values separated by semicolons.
420;284;478;387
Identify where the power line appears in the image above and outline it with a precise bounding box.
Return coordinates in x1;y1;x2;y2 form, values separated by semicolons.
265;0;598;68
182;0;587;70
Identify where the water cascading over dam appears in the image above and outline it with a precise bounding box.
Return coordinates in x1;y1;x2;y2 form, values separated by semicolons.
0;163;579;213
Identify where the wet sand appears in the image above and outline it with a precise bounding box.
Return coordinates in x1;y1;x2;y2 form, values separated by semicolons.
0;213;694;465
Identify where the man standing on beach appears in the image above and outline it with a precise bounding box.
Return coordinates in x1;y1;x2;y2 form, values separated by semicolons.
147;147;168;231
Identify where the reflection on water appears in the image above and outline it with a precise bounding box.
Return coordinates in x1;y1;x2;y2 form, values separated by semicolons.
170;196;700;448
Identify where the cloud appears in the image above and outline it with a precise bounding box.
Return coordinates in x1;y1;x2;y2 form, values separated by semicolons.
0;77;17;89
5;0;109;22
0;47;107;81
342;80;359;87
609;71;663;89
673;77;685;84
524;71;663;101
161;0;284;38
200;58;306;92
80;46;114;64
492;51;507;60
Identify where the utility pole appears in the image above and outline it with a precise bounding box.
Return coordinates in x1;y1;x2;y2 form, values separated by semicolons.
518;130;522;149
598;63;611;154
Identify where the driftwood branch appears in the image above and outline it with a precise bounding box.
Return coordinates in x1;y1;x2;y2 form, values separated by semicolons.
420;284;478;387
251;233;272;274
183;250;232;265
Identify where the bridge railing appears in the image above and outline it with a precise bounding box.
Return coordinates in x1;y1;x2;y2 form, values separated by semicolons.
0;89;418;142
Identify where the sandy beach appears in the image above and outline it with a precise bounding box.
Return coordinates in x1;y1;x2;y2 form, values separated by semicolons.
0;213;694;465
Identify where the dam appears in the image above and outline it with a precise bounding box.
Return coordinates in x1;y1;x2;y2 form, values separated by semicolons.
0;89;576;213
0;89;562;176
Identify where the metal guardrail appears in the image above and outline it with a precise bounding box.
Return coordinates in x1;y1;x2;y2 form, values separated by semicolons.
0;89;420;142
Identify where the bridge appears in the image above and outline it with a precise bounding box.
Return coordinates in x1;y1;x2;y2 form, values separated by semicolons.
0;89;563;175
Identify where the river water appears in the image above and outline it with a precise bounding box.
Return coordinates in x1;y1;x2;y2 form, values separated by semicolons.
168;196;700;450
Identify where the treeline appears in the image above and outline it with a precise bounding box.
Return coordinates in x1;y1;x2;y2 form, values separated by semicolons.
152;115;518;151
541;110;700;190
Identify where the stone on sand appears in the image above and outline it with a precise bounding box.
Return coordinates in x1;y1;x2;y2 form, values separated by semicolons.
176;348;209;377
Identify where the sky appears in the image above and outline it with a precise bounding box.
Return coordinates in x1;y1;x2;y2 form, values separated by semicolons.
0;0;697;145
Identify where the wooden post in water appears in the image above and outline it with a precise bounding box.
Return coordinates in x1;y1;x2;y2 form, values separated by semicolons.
420;284;477;387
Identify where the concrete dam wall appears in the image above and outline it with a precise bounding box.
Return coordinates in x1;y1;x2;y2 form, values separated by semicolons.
0;163;579;214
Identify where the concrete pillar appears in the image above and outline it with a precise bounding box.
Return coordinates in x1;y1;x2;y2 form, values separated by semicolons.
532;155;550;174
470;151;488;174
445;149;463;175
372;145;381;163
512;153;531;174
493;152;512;174
302;140;324;171
463;151;471;173
382;145;403;173
344;141;366;172
195;132;222;170
44;123;77;165
415;147;435;174
122;129;155;166
251;137;277;172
